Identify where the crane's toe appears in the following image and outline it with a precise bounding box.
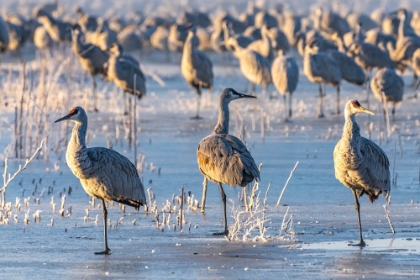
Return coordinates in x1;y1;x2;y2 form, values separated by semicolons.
348;240;366;247
190;115;203;120
213;230;229;236
94;248;112;255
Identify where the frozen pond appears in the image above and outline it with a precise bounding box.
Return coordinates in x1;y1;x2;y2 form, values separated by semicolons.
0;0;420;278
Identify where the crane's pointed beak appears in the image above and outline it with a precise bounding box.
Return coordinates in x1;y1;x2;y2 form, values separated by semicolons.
360;106;374;115
238;92;257;99
54;114;72;123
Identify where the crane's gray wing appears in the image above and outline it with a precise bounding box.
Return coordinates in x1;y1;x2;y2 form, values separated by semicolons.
193;50;213;85
86;147;146;206
197;134;260;187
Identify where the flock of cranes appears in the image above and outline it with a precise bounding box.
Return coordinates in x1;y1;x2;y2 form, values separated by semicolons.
0;1;416;253
1;3;418;119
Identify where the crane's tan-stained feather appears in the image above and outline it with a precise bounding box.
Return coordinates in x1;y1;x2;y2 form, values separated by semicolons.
198;134;259;187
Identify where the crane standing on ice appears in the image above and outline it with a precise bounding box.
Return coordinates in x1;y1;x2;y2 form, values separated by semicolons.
55;106;146;255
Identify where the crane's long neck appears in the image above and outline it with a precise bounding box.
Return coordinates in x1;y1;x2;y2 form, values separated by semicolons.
183;33;195;56
72;33;87;54
398;14;406;40
342;114;360;142
68;121;87;154
213;100;230;134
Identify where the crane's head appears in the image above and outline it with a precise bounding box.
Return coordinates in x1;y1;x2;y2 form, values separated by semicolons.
220;88;256;104
107;43;122;55
345;99;374;117
55;106;87;124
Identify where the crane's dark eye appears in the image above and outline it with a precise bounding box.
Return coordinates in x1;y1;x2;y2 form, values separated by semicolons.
69;108;78;115
351;100;361;108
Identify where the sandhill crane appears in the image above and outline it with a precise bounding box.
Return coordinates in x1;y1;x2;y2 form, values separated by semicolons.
370;68;404;121
181;25;213;119
197;88;260;234
36;11;72;44
346;13;378;31
412;48;420;98
313;7;350;37
303;39;341;117
4;19;28;53
225;38;271;94
326;36;365;88
222;22;254;50
117;24;143;52
281;13;302;47
246;25;274;62
254;11;278;29
76;7;98;32
271;50;299;119
266;27;290;54
91;19;118;51
346;41;394;106
334;99;390;247
168;22;191;53
34;25;53;50
71;24;109;112
32;1;58;18
106;43;146;113
295;30;337;57
0;16;9;53
55;106;146;255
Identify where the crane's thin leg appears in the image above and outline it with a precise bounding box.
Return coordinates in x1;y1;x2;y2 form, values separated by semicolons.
201;177;207;213
392;103;396;121
123;91;129;115
412;79;420;99
335;85;340;115
91;74;98;112
349;190;366;247
317;84;324;118
288;92;293;119
191;86;202;119
252;83;256;95
365;70;371;108
213;183;228;236
282;94;288;121
95;199;111;255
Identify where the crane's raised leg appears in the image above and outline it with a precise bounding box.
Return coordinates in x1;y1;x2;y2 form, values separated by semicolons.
191;85;202;119
201;177;207;213
317;84;325;118
91;74;99;112
95;199;111;255
214;183;229;236
349;190;366;247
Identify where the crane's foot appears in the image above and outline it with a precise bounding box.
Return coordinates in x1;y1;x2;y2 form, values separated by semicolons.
317;113;325;118
190;115;203;120
94;248;112;255
269;95;279;100
348;240;366;247
213;229;229;236
284;118;292;123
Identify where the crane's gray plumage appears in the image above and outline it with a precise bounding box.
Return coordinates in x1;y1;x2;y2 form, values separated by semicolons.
227;39;271;94
55;106;146;255
334;99;390;246
370;68;404;120
271;50;299;119
313;7;350;36
246;25;274;62
0;16;9;53
106;43;146;99
303;39;341;117
37;11;72;44
181;25;213;119
72;24;109;112
197;88;260;235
